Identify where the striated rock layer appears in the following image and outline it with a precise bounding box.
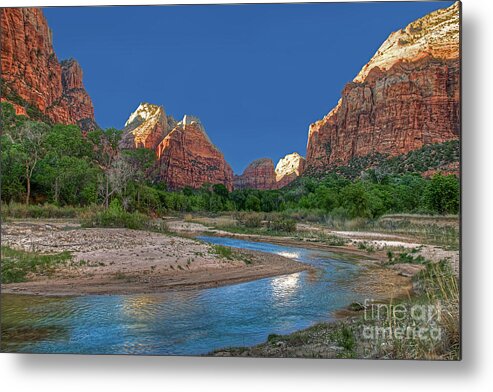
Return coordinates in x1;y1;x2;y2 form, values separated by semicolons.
155;115;234;191
234;158;277;190
120;103;176;150
234;153;305;190
122;104;233;190
306;1;460;173
0;8;97;130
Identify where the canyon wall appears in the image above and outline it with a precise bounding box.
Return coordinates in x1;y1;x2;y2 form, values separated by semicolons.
234;153;305;190
1;8;97;130
120;103;175;150
234;158;277;190
156;115;234;191
305;1;460;173
275;152;306;189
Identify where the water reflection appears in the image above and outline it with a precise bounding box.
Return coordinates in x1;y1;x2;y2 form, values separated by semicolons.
270;272;301;300
2;237;396;355
275;250;303;260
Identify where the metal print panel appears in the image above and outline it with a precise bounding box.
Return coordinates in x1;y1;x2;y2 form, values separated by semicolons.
0;1;461;359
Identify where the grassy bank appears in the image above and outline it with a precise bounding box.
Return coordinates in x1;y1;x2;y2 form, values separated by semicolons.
0;246;72;284
1;202;89;219
183;211;458;251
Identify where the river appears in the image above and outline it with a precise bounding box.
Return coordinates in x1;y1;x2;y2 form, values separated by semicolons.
1;236;382;355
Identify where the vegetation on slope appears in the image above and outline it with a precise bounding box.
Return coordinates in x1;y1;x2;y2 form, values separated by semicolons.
1;102;459;221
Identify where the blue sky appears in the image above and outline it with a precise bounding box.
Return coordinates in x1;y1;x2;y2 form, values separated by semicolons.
44;1;453;174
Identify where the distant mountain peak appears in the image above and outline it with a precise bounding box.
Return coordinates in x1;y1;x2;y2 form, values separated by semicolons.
275;153;306;184
121;103;233;190
234;153;305;190
354;1;459;83
124;102;164;128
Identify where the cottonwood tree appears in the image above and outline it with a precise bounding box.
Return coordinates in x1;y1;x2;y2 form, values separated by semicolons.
120;148;156;208
107;156;134;209
87;128;122;208
37;124;97;204
11;121;49;204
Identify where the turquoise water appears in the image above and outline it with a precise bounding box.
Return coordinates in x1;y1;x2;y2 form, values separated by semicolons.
1;236;370;355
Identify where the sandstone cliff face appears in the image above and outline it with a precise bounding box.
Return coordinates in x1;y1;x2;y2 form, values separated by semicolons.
234;153;305;190
306;1;460;172
275;153;306;189
155;115;234;191
122;104;232;190
0;8;96;130
121;103;175;150
234;158;277;190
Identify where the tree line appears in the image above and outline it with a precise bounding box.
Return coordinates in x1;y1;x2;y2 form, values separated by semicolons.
1;102;459;218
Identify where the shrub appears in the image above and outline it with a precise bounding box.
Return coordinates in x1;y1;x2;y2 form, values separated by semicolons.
235;212;263;228
357;241;376;253
386;250;426;265
212;245;234;260
268;215;297;233
80;199;167;232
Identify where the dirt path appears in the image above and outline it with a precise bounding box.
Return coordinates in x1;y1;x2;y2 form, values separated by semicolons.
1;220;308;296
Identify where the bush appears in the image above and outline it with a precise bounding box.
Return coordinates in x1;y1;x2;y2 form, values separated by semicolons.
284;208;326;223
235;212;263;228
268;215;297;233
80;199;167;232
212;245;234;260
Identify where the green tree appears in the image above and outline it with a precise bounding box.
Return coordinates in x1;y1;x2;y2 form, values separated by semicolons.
340;182;370;218
422;174;460;214
37;124;97;204
0;134;25;202
212;184;229;199
12;121;49;204
245;194;261;211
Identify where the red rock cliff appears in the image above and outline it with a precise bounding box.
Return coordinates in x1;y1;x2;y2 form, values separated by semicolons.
120;103;175;150
234;153;305;190
234;158;277;190
306;1;460;172
155;115;233;191
1;8;97;130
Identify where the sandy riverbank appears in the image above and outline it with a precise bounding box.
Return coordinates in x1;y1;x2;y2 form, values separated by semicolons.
167;218;459;277
1;220;308;296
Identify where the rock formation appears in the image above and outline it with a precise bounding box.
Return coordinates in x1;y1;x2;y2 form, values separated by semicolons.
122;105;233;190
155;115;234;191
0;8;97;131
305;1;460;173
234;153;305;190
120;103;175;150
275;153;306;189
234;158;277;190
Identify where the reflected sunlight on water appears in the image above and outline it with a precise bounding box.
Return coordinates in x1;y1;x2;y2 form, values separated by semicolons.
1;236;396;355
270;273;301;300
275;250;303;260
